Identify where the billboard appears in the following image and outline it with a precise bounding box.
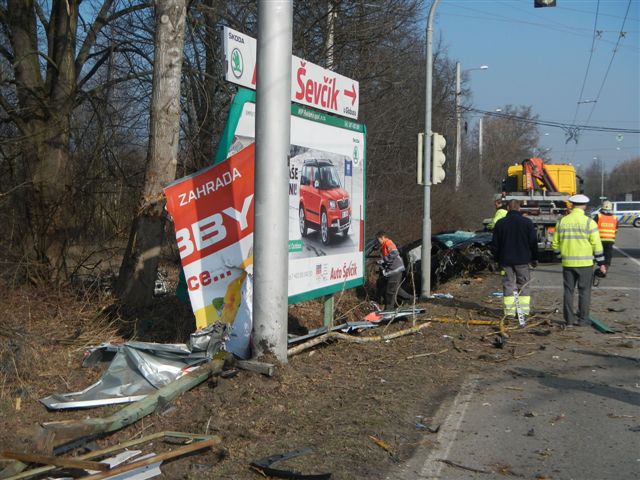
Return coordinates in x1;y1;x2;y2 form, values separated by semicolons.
167;89;366;333
223;90;366;303
222;26;359;119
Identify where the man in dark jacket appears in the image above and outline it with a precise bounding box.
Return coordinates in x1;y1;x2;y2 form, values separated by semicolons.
491;199;538;319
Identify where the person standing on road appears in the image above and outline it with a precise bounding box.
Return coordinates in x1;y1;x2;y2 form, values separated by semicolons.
552;194;606;327
375;231;412;311
593;200;618;268
487;198;507;230
491;199;538;319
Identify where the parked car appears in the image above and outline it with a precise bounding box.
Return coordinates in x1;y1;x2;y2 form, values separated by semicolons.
299;159;351;245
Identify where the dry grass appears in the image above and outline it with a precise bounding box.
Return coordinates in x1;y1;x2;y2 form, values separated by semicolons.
0;279;121;402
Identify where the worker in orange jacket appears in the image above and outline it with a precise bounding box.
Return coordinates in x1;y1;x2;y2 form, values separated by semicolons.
375;231;413;311
594;200;618;268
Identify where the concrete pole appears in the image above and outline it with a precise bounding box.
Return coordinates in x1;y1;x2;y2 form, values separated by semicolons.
455;61;461;191
600;156;604;199
253;0;292;362
479;116;483;176
421;0;440;299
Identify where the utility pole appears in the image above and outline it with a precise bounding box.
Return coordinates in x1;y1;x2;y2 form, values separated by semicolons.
455;61;461;191
253;0;293;363
421;0;440;299
478;116;483;176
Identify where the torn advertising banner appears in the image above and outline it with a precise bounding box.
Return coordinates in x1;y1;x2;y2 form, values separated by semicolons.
164;145;254;357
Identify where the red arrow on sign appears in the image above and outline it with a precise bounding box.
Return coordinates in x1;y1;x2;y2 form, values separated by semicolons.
344;84;357;106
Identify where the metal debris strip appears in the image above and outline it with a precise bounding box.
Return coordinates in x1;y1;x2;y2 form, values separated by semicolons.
250;448;331;480
40;323;229;410
286;307;427;345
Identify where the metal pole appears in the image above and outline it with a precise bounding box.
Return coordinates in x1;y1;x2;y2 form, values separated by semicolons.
600;156;604;199
455;61;461;191
421;0;440;299
253;0;292;363
478;116;483;176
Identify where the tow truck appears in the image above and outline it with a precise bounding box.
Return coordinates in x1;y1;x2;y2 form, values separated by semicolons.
487;158;583;255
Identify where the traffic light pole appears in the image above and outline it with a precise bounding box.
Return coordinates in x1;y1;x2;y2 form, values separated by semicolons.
421;0;439;299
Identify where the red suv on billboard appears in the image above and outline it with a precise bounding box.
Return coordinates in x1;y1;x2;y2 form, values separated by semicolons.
299;159;351;245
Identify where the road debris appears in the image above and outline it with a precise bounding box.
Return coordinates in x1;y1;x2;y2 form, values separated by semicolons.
589;315;615;334
249;448;331;479
34;359;225;455
41;322;229;410
0;432;218;480
437;458;491;474
406;348;448;360
368;435;398;462
287;322;431;357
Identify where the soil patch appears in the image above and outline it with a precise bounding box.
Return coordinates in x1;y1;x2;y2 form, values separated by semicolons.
0;271;563;479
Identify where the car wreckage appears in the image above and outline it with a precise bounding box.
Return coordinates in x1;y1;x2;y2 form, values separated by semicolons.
367;231;497;294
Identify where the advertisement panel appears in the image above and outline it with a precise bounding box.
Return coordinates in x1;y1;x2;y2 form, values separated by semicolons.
224;91;366;303
223;26;359;119
167;89;365;334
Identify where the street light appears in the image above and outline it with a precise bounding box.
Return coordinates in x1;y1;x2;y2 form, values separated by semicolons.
455;63;488;191
594;155;605;200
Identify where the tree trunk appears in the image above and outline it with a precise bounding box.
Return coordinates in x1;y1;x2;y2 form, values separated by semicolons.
7;0;79;281
116;0;187;306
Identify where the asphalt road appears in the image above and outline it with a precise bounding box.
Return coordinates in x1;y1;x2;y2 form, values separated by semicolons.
389;227;640;480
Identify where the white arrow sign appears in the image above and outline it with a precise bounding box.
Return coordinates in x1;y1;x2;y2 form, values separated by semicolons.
223;26;359;120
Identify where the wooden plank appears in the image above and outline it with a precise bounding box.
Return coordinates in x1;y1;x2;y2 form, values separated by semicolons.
0;452;109;472
3;432;218;480
80;438;219;480
236;360;275;377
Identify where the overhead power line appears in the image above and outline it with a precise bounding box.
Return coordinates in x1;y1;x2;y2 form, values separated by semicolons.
571;0;601;127
584;0;633;126
469;108;640;135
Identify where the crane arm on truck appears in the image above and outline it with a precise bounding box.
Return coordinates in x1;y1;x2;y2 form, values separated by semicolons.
522;157;559;193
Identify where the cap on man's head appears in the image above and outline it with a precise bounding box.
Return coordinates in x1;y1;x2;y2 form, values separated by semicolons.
602;200;613;212
569;194;590;205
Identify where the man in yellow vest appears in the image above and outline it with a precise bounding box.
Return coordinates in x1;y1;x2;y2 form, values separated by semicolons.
487;199;507;230
594;200;618;268
552;194;606;327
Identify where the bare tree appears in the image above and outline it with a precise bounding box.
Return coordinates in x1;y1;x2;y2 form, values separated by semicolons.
116;0;187;306
475;105;541;190
0;0;150;281
607;157;640;200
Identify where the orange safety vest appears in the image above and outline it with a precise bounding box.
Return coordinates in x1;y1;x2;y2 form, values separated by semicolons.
597;214;617;242
380;238;397;257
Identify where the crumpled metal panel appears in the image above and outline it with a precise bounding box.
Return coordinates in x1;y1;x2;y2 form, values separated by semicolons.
40;322;229;410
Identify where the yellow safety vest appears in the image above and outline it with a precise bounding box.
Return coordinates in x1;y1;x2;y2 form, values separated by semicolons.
488;208;507;230
552;209;604;267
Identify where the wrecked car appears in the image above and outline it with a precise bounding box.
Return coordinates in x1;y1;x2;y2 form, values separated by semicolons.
366;231;497;296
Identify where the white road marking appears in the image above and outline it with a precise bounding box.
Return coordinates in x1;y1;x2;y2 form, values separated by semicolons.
614;245;640;268
418;375;479;479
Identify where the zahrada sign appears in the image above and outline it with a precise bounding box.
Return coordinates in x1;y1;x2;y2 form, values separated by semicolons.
223;26;360;120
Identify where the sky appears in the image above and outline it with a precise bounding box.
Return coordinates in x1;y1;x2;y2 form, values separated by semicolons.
432;0;640;173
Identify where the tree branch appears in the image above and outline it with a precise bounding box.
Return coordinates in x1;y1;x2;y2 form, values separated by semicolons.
75;1;151;76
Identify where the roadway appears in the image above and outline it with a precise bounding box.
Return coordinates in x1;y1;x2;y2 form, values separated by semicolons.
389;227;640;480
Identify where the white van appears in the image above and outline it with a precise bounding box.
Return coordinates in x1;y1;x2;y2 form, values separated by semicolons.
593;201;640;227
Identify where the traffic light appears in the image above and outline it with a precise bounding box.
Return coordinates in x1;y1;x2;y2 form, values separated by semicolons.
534;0;556;7
432;133;446;184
